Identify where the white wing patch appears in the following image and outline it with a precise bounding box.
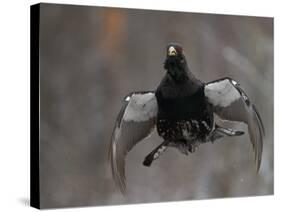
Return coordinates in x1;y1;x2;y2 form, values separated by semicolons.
205;79;241;107
123;93;158;122
125;96;131;101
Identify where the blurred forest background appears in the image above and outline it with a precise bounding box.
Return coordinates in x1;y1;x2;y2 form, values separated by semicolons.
39;3;273;208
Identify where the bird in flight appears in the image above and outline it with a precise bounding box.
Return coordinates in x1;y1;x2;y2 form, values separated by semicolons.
109;43;265;193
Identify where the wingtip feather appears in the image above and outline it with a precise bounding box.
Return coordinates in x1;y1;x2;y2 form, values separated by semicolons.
248;104;264;173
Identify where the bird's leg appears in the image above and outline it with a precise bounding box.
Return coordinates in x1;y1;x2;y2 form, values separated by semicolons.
208;125;244;143
216;126;244;136
143;140;170;167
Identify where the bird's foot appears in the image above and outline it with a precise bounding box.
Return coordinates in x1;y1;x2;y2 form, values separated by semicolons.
143;140;169;167
143;154;154;167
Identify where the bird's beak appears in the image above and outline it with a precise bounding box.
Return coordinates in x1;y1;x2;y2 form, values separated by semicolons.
168;46;177;56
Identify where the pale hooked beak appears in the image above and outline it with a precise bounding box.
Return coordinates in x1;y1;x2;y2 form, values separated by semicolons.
168;46;177;56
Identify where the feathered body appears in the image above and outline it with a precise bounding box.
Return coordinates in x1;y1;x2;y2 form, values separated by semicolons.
155;46;213;152
109;43;265;193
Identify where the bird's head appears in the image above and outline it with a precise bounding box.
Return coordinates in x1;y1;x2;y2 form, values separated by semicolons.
164;43;189;82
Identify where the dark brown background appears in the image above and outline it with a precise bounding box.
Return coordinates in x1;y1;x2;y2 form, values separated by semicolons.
39;3;273;208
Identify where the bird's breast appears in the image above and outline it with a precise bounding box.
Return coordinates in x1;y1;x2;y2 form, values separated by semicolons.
155;85;214;141
156;85;207;120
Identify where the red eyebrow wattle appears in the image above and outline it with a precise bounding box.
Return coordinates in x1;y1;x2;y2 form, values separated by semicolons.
175;47;182;52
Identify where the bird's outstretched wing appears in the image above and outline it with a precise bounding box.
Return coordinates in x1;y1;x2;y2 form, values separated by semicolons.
109;91;158;193
204;78;265;171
